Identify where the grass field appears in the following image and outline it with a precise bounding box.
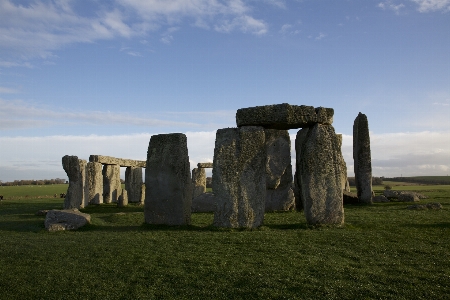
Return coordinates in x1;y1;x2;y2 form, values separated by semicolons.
1;184;449;299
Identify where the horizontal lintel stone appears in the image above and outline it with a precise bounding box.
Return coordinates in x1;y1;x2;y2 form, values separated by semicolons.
89;155;146;168
236;103;333;130
197;162;213;168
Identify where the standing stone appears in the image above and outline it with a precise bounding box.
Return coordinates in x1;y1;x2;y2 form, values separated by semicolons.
140;183;145;205
192;168;206;199
212;126;266;228
125;167;143;203
62;155;87;209
145;133;192;225
298;124;344;225
118;189;128;207
353;112;372;204
264;129;295;212
294;128;310;211
336;134;351;193
103;164;122;204
85;162;103;205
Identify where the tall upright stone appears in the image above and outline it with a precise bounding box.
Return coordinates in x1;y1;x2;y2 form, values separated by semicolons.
264;129;295;211
336;134;351;193
145;133;192;225
125;167;143;203
192;167;206;199
294;127;310;211
62;155;87;209
353;112;372;204
85;161;103;205
103;164;122;204
298;124;344;225
212;126;266;228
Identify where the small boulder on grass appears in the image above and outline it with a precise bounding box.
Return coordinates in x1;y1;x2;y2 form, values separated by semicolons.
44;209;90;231
372;195;390;203
398;193;420;202
36;210;49;216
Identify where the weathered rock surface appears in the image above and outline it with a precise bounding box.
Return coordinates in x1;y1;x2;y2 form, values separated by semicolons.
192;168;206;199
372;195;390;202
294;128;310;211
118;189;128;207
89;155;146;167
45;209;90;231
236;103;334;130
36;210;49;216
192;193;216;213
398;193;420;202
197;162;213;168
298;124;344;225
353;112;373;204
343;191;359;205
212;126;266;228
145;133;192;225
264;129;295;212
62;155;87;209
336;134;351;193
125;167;143;203
102;164;122;204
85;161;103;205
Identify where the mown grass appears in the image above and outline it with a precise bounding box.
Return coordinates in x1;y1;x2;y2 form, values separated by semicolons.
0;185;449;299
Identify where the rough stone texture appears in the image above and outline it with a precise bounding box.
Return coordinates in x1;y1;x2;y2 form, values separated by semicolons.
264;129;295;212
36;210;49;216
298;124;344;225
140;183;145;204
343;191;359;205
62;155;87;209
336;134;351;193
118;189;128;207
212;126;266;228
89;155;146;167
192;192;216;213
398;193;420;202
45;209;90;231
197;162;213;168
102;164;122;204
373;195;390;202
353;112;373;204
294;128;310;211
236;103;334;130
125;167;143;203
192;168;206;199
383;189;401;199
145;133;192;225
85;162;103;205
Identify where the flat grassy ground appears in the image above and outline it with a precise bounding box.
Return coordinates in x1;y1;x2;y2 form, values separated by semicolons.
0;185;449;299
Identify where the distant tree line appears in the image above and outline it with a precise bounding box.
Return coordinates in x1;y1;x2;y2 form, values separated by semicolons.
347;177;383;186
383;176;450;185
0;178;67;186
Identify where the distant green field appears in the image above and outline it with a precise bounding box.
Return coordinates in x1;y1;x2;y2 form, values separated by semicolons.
0;184;68;198
384;176;450;185
0;183;449;299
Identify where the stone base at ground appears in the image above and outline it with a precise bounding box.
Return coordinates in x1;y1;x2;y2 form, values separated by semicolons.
373;195;390;202
192;193;216;213
45;209;90;231
343;191;359;205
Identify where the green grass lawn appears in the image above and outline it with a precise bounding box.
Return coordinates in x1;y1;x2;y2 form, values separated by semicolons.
0;185;449;299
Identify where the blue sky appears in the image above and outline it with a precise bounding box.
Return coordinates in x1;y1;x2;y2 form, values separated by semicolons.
1;0;450;182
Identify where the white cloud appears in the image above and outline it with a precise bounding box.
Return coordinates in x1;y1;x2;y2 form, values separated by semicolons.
0;0;270;62
315;32;326;40
411;0;450;12
0;98;235;131
0;87;19;94
378;1;405;14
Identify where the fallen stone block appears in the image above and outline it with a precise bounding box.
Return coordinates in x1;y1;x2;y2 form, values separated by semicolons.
45;209;90;231
89;155;146;167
